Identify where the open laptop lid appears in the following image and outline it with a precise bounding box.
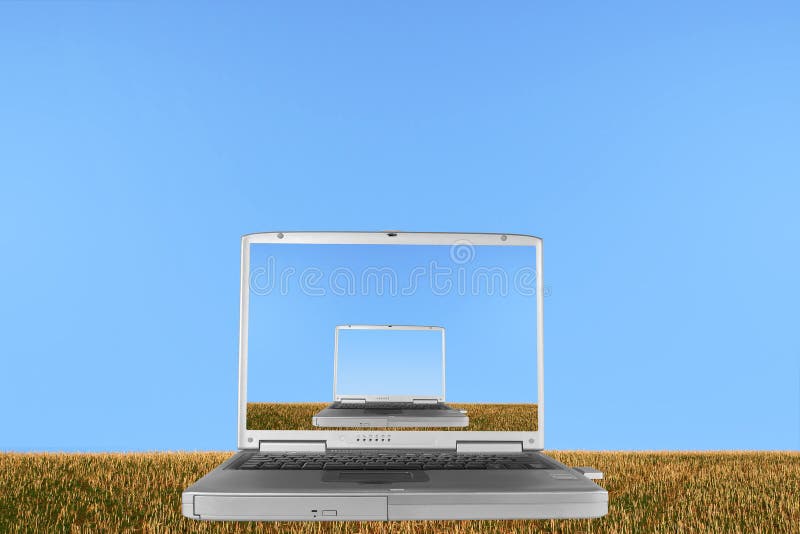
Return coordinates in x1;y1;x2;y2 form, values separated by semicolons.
239;232;544;451
333;325;446;403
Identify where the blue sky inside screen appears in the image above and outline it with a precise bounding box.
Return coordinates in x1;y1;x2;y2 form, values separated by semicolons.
246;243;538;427
336;328;444;398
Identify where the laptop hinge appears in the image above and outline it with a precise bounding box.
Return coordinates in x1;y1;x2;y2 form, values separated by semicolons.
412;398;439;405
456;441;523;454
259;440;327;453
339;398;366;405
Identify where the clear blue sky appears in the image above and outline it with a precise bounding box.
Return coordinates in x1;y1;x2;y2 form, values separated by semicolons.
0;2;798;451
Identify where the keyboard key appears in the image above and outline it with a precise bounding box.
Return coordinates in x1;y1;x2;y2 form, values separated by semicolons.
364;462;386;471
465;463;487;469
386;463;411;470
323;463;346;470
301;463;323;470
260;462;281;469
342;464;365;470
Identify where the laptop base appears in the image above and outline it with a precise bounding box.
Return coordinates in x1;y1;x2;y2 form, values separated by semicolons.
182;451;608;521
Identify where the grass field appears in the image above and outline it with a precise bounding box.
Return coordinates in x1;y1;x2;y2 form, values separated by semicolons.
2;405;796;532
2;450;798;533
247;403;538;431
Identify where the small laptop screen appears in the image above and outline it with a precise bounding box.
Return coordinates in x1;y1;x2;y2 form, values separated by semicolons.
335;327;444;399
246;240;538;431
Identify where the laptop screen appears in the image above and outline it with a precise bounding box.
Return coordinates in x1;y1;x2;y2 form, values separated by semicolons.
246;240;539;431
335;327;444;400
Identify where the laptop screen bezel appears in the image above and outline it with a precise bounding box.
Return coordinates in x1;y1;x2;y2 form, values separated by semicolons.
238;231;545;451
333;324;446;403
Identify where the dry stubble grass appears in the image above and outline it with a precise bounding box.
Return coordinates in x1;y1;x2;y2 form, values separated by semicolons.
246;403;537;431
2;451;798;533
1;403;795;533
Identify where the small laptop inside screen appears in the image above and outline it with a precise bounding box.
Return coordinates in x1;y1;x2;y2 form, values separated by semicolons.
246;242;538;431
336;327;443;399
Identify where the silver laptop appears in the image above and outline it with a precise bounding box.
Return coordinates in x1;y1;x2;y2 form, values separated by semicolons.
312;325;469;428
183;231;607;521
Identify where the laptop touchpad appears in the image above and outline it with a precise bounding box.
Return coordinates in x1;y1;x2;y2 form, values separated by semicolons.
322;471;430;483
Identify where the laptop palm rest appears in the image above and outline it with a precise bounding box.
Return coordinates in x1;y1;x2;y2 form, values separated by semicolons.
323;471;430;483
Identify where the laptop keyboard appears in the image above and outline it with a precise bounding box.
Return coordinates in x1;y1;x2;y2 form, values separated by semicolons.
237;451;549;470
334;402;448;410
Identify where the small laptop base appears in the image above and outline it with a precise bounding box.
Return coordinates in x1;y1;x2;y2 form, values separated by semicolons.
312;405;469;428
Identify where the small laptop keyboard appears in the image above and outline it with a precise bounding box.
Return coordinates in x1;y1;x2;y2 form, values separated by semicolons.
237;451;549;471
334;402;448;410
